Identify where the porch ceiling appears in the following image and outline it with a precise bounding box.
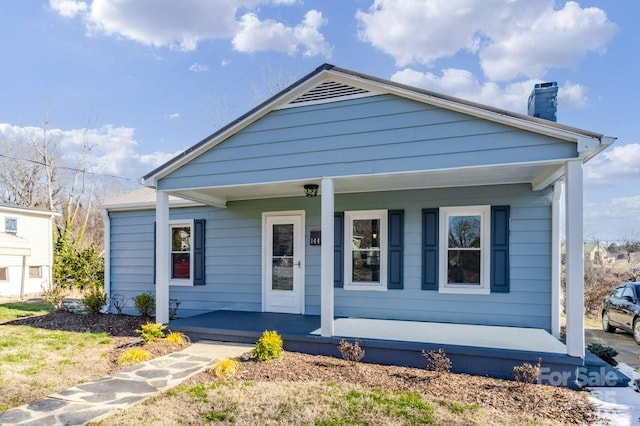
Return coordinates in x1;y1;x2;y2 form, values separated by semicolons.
170;161;564;206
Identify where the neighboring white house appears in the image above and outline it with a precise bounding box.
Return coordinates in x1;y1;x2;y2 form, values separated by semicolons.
0;203;59;298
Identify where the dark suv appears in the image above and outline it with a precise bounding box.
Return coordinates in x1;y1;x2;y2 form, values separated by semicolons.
602;282;640;344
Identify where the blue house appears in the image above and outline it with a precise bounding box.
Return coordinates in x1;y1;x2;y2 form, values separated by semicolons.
103;64;616;386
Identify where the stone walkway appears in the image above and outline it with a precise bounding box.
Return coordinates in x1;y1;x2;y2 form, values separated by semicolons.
0;341;252;425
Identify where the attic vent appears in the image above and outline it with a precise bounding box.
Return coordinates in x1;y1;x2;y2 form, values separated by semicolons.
289;80;370;105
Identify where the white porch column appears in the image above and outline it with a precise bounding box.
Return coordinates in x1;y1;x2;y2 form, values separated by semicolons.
320;177;335;337
565;161;584;357
155;191;170;324
551;182;563;338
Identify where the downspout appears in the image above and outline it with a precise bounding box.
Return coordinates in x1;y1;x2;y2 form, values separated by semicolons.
102;209;111;313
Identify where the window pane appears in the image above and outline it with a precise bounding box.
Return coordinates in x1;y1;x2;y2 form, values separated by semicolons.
28;266;42;279
172;253;190;279
272;258;293;290
352;219;380;249
171;227;191;252
5;218;17;233
352;251;380;283
272;224;294;257
447;250;481;284
448;215;481;248
0;268;7;281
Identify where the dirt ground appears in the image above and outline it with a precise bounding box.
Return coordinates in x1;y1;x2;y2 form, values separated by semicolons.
4;310;600;424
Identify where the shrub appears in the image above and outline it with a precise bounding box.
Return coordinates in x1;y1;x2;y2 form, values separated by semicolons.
82;286;107;314
513;359;541;385
210;358;240;378
41;283;67;311
137;322;166;342
111;293;127;314
118;347;153;365
253;330;283;361
422;349;452;373
338;338;365;363
133;292;155;317
587;343;618;365
165;331;189;346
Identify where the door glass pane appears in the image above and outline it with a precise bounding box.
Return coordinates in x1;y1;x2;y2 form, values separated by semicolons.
447;250;480;284
448;215;481;248
272;224;294;291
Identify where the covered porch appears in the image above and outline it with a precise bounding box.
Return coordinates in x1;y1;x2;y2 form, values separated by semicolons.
170;310;604;387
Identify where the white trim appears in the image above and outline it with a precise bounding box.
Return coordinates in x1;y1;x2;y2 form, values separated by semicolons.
155;191;170;324
102;209;111;313
343;209;388;291
168;219;195;287
320;178;334;337
564;161;584;358
551;182;563;338
0;204;61;218
438;205;491;295
261;210;306;314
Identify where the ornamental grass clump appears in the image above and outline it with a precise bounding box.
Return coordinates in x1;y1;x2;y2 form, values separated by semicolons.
338;338;365;364
210;358;240;378
253;330;283;361
513;359;541;386
422;348;452;374
118;347;153;365
165;331;190;346
137;322;166;342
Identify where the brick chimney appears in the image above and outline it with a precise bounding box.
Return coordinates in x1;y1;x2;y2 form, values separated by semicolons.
528;81;558;122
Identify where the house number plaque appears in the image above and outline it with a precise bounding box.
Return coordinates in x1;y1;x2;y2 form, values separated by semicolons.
310;231;321;246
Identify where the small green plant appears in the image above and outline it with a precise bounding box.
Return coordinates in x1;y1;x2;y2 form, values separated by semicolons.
165;331;189;345
422;348;452;373
133;292;155;317
338;338;365;363
117;347;153;365
111;293;127;314
513;359;541;385
41;283;67;311
438;400;481;415
210;358;240;378
136;322;166;342
82;286;107;314
587;343;618;365
253;330;283;361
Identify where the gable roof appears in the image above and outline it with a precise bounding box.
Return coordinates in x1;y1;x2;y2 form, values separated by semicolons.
142;63;614;187
0;202;60;218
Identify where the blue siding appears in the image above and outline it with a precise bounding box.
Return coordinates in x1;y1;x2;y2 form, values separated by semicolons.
159;95;577;190
109;184;552;330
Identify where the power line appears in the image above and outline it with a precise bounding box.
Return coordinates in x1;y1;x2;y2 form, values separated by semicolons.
0;152;139;182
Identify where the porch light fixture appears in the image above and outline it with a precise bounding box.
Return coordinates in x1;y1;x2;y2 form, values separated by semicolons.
304;184;319;197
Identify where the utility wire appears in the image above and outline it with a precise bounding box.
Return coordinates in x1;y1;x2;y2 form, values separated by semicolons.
0;152;138;182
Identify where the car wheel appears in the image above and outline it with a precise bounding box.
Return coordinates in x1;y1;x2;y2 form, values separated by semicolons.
602;311;616;333
634;319;640;345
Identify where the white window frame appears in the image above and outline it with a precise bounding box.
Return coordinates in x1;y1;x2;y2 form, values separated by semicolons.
4;217;17;234
169;219;194;287
439;205;491;295
344;209;388;291
0;267;8;281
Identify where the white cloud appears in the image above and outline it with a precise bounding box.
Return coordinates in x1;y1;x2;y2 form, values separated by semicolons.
391;68;587;113
189;62;208;73
168;113;180;120
221;59;230;66
357;0;616;81
0;122;176;180
585;143;640;183
49;0;87;18
233;10;331;57
50;0;331;57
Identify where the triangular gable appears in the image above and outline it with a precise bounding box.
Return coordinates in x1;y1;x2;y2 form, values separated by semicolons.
142;64;611;187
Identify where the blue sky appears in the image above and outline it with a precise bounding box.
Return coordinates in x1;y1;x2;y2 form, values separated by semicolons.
0;0;638;240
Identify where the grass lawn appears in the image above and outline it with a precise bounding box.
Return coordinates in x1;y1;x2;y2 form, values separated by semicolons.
0;300;53;322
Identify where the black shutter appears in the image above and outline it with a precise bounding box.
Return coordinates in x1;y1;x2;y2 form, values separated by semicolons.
193;219;206;286
490;206;510;293
387;210;404;289
334;212;344;288
422;208;439;290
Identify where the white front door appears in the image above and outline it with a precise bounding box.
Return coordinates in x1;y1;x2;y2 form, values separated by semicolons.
263;212;305;314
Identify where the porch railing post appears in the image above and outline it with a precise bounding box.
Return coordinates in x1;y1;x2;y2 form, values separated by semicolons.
564;160;584;358
320;177;334;337
155;190;170;324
